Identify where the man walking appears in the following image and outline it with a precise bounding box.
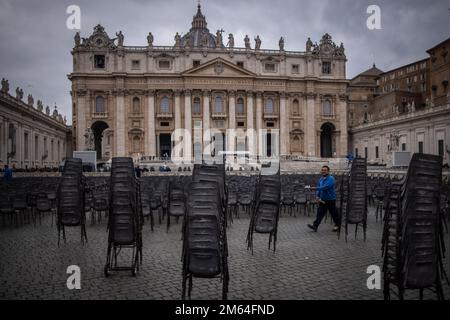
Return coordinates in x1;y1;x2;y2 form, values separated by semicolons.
307;165;340;232
3;164;13;183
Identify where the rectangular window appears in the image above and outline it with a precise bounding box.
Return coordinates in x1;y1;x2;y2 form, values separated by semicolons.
237;61;244;68
402;143;406;151
237;121;245;127
160;122;170;127
375;146;379;159
193;60;201;68
266;122;275;128
264;63;276;72
292;64;299;74
438;140;444;157
35;136;39;160
94;55;106;69
418;141;424;153
364;147;368;159
131;60;140;70
24;133;29;160
193;120;202;129
158;60;171;69
322;61;331;74
355;148;358;157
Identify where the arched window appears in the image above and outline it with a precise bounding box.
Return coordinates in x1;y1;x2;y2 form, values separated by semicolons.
95;96;105;113
323;99;332;115
193;97;201;114
160;97;170;113
293;99;300;115
265;98;274;114
132;97;140;114
214;96;224;113
236;98;245;114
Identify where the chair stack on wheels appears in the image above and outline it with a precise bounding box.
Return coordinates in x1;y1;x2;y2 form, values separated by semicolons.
247;166;281;253
104;157;143;277
182;163;229;300
57;158;87;246
382;153;449;300
338;157;367;241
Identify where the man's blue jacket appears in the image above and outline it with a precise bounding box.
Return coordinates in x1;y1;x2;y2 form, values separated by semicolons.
316;175;336;201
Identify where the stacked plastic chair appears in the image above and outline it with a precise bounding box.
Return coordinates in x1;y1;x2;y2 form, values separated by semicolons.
338;157;367;241
167;179;186;232
247;165;281;253
56;158;87;246
182;163;229;300
104;157;143;277
382;153;449;300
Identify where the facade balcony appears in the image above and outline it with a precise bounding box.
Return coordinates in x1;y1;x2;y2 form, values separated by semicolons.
156;112;173;119
211;112;227;119
263;112;279;120
92;112;108;119
321;113;336;120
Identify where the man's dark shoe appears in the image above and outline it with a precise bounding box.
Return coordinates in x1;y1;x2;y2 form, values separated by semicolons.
332;226;339;232
307;224;317;232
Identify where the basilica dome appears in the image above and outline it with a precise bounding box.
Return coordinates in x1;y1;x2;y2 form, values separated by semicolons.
180;5;223;49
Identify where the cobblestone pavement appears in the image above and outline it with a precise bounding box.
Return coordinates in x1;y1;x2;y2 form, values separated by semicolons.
1;206;449;300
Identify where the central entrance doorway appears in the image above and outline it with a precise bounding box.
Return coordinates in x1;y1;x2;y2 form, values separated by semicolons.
159;134;172;158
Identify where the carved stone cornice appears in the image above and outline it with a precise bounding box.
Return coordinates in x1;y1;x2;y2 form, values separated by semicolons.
145;89;155;97
76;89;88;97
306;92;317;99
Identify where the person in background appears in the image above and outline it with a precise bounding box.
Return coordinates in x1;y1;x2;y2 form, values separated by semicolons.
306;165;340;232
3;164;13;183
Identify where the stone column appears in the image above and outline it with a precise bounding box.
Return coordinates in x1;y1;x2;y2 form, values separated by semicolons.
256;92;263;157
146;90;156;157
305;93;316;156
184;90;192;161
115;90;126;157
246;91;255;158
339;94;348;157
203;90;211;142
228;90;236;154
76;91;87;151
174;90;182;133
279;92;289;156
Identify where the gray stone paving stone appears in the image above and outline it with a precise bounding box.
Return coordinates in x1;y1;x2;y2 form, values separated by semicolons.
0;206;449;300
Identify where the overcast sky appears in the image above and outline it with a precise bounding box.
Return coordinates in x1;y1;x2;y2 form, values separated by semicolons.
0;0;448;122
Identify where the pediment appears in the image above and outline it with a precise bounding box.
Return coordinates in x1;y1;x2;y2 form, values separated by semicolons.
182;58;256;77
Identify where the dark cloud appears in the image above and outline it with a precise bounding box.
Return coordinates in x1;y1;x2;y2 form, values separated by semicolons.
0;0;448;121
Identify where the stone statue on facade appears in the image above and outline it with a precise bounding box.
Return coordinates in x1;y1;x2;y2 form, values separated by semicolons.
45;106;50;115
64;116;67;124
37;100;43;111
335;42;345;56
244;35;251;50
279;37;285;51
216;29;224;47
74;32;81;47
27;94;34;106
116;31;124;46
227;33;234;49
389;130;400;151
306;37;313;53
147;32;154;47
53;106;58;118
16;87;23;101
411;101;416;112
254;35;261;50
1;78;9;93
84;128;95;151
174;32;182;47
